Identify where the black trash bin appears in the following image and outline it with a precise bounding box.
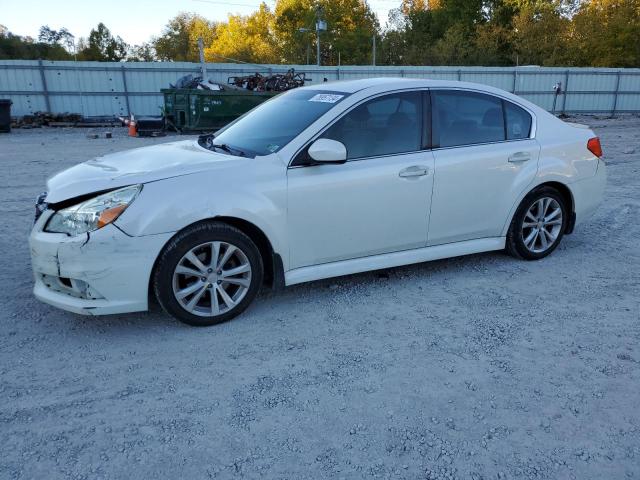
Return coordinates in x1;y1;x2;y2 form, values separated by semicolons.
0;99;11;133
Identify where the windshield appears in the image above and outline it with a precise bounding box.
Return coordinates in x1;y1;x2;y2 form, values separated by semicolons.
205;89;350;157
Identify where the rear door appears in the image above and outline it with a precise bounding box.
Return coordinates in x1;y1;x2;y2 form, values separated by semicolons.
428;89;540;246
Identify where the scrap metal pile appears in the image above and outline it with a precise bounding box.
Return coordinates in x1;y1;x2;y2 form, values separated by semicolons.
227;69;306;92
169;74;226;91
11;112;119;129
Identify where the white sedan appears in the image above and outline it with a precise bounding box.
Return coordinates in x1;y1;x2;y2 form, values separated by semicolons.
30;78;606;326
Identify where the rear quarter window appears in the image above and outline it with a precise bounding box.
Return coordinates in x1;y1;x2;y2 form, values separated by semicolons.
505;101;532;140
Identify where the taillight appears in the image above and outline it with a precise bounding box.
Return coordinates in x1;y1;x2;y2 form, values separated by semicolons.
587;137;603;158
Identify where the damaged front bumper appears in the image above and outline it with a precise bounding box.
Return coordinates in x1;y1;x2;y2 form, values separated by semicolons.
29;210;173;316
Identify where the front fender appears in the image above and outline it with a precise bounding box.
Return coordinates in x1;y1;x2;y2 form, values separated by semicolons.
115;158;288;264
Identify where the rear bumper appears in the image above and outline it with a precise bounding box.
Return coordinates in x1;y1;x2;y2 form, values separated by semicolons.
29;211;173;316
571;159;606;227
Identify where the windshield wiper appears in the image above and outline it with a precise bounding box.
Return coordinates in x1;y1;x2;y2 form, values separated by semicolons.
217;144;247;157
211;143;235;154
198;134;247;157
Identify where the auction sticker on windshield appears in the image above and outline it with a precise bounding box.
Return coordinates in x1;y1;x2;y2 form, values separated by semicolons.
309;93;344;103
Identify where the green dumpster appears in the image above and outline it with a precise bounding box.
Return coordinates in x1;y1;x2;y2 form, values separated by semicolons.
162;88;277;132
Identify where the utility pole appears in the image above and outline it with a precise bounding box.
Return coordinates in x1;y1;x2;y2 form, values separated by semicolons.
315;6;326;67
198;37;207;79
316;26;320;66
372;35;376;66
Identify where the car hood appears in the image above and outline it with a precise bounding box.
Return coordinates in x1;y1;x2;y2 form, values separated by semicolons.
45;140;239;203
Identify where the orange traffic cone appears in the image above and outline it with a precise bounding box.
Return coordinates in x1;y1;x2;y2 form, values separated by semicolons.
128;114;137;137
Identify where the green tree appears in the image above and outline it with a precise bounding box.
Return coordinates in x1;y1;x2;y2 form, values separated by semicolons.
273;0;379;65
473;23;514;65
430;23;477;65
570;0;640;67
154;13;217;62
273;0;316;64
512;2;571;65
77;23;128;61
383;0;485;65
38;26;74;49
0;26;73;60
322;0;380;64
128;43;156;61
379;8;408;65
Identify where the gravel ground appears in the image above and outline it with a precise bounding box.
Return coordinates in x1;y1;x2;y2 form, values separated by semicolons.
1;118;639;480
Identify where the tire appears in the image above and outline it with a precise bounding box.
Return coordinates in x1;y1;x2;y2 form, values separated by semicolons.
506;186;568;260
153;221;263;326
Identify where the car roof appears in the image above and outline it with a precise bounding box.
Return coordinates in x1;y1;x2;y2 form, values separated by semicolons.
303;77;547;116
305;77;420;93
304;77;489;93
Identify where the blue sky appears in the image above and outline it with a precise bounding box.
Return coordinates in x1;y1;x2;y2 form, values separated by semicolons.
0;0;397;45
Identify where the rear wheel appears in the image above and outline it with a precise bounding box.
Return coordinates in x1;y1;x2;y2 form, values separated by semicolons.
506;186;568;260
153;222;263;326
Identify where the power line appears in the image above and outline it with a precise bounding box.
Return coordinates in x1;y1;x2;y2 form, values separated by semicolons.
208;53;271;69
193;0;275;8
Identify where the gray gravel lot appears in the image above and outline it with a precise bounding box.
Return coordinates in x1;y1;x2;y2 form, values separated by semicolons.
1;117;639;480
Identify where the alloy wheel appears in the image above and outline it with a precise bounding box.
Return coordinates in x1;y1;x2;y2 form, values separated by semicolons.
521;197;563;254
172;241;252;317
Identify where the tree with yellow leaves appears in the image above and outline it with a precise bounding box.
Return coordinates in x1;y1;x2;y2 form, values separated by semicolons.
205;3;280;64
149;0;639;68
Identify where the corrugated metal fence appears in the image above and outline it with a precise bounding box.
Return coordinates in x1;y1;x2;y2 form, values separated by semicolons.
1;60;639;117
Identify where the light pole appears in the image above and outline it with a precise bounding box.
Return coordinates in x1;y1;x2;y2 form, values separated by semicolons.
300;8;327;67
315;19;326;66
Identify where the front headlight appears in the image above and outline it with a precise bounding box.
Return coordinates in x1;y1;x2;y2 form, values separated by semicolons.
45;184;142;236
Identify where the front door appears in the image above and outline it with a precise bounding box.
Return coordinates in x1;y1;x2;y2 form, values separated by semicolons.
287;91;435;269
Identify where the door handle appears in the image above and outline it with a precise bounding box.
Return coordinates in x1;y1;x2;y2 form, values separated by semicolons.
508;152;531;163
399;165;429;178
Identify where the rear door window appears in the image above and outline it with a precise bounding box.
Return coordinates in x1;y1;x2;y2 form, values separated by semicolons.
432;90;505;148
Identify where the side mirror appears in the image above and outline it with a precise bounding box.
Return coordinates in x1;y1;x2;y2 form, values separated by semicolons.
307;139;347;164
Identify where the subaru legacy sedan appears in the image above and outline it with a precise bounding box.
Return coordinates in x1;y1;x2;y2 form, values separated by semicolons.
30;78;605;326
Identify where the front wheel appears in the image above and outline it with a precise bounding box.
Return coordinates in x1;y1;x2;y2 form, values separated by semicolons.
506;187;568;260
153;222;263;326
